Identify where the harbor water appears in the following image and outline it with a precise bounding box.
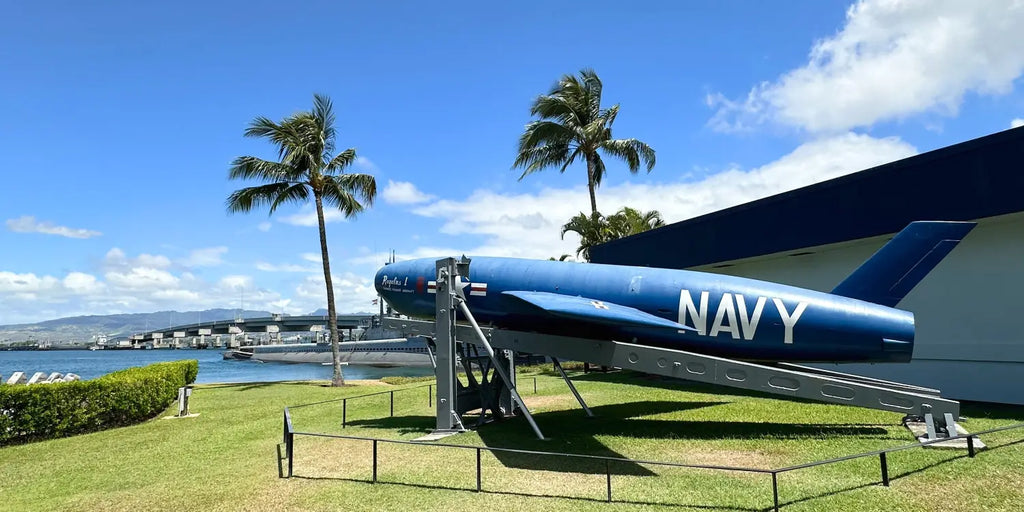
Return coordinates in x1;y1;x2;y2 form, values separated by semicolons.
0;349;432;383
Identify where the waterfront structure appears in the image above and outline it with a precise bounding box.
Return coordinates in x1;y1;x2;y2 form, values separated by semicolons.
132;314;374;349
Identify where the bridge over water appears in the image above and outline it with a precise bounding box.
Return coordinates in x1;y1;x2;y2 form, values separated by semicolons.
129;314;375;348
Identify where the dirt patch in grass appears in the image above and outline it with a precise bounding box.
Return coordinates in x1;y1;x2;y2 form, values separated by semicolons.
659;447;781;471
520;395;576;410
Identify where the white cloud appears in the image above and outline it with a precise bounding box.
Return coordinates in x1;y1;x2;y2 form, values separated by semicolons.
5;216;102;239
404;133;916;260
62;272;105;294
257;222;272;232
300;253;322;263
280;207;345;226
104;267;179;290
218;275;253;290
382;180;435;205
354;156;379;173
103;248;171;270
179;246;228;267
255;261;319;273
294;271;378;313
709;0;1024;133
1012;118;1024;128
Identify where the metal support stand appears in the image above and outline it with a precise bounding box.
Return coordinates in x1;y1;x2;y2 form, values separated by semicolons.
552;357;593;417
457;299;545;440
431;258;466;435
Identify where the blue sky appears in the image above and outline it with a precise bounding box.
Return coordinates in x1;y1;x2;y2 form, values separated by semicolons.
2;0;1023;324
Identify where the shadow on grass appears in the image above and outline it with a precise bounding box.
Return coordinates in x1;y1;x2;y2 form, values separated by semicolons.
776;450;969;510
961;401;1024;422
291;475;764;511
568;371;845;407
201;380;329;391
344;399;892;475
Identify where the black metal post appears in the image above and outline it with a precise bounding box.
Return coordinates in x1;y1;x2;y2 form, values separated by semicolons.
968;436;976;458
372;439;378;483
342;399;347;428
880;452;889;486
428;384;433;407
533;377;537;394
286;430;293;478
605;459;612;502
476;448;482;492
390;391;394;417
772;472;779;512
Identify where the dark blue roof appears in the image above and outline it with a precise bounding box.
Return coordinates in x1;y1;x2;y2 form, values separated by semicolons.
590;127;1024;269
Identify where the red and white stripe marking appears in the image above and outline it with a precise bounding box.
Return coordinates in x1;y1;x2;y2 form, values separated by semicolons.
469;283;488;296
427;281;437;294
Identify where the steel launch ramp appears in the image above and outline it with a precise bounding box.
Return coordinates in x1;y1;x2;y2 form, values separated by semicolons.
382;316;961;427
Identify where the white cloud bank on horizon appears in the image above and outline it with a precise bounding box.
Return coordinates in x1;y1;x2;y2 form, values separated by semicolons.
0;245;377;324
708;0;1024;133
382;180;435;205
5;216;102;239
371;133;917;262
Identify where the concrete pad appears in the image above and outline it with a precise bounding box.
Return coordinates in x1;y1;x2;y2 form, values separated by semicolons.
413;430;466;442
905;419;987;450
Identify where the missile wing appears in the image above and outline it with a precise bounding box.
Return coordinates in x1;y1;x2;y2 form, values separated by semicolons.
501;290;695;332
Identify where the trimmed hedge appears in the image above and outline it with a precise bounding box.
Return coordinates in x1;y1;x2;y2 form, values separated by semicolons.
0;359;198;446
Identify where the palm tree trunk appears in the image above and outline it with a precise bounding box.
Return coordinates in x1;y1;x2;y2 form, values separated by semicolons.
315;193;344;387
585;153;599;216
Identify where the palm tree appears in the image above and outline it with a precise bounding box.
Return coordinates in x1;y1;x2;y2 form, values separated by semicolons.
607;206;665;238
562;207;665;262
514;69;656;216
226;94;376;387
561;212;612;262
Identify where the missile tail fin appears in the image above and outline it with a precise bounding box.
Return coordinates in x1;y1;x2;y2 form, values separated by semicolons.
831;221;976;307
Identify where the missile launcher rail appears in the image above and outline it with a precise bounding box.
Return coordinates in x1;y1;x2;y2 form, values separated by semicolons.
382;317;962;440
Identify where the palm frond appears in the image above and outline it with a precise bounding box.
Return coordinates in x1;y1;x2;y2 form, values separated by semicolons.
268;183;311;214
321;173;377;215
600;138;656;173
245;117;305;160
325;148;358;173
530;95;586;127
225;182;293;214
516;121;576;152
229;156;298;182
592;154;607;187
514;143;572;179
312;94;337;156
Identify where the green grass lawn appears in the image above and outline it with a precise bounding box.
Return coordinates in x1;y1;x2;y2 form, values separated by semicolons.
2;369;1023;511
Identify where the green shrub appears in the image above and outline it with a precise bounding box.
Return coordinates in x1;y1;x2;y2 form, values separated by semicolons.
0;359;198;446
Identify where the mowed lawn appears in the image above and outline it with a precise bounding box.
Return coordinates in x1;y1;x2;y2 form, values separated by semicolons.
2;369;1023;511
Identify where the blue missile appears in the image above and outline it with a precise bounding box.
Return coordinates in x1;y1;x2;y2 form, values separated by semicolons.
376;221;975;363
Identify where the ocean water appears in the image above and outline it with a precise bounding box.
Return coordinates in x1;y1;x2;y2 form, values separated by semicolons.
0;349;432;383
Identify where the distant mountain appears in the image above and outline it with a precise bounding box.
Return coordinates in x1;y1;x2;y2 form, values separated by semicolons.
0;309;273;343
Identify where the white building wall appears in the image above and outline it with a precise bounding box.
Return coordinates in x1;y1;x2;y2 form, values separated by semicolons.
690;212;1024;405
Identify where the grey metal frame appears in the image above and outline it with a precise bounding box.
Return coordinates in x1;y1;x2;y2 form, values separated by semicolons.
384;316;961;432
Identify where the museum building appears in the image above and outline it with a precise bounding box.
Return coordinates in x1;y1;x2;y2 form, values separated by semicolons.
590;126;1024;405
